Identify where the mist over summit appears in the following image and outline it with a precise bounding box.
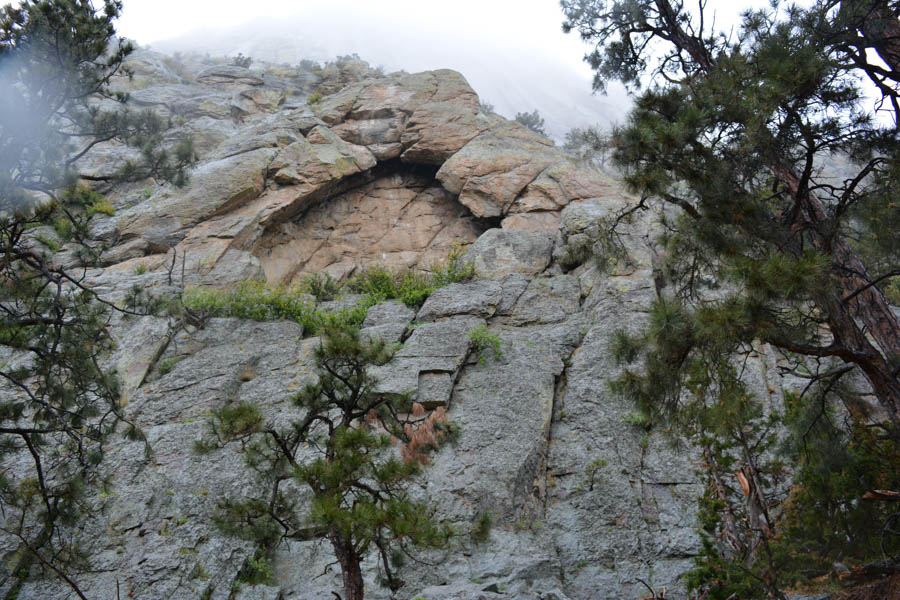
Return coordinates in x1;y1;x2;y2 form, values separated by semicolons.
149;7;630;141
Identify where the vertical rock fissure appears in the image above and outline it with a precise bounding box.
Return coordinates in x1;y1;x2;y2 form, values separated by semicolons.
542;369;569;516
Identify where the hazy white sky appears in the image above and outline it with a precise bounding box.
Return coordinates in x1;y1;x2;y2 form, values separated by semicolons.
111;0;794;138
116;0;589;58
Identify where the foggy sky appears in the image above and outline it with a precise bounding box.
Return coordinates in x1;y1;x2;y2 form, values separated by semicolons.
116;0;631;140
113;1;781;140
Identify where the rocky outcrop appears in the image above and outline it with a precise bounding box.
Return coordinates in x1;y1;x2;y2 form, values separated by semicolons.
2;50;799;600
90;51;619;289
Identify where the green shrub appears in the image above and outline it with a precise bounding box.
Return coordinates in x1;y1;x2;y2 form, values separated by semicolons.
51;216;74;241
395;270;434;307
239;554;272;585
134;264;147;275
230;53;252;68
306;91;322;105
157;356;182;375
34;233;60;252
430;244;475;287
471;511;493;544
885;276;900;305
621;411;652;430
347;247;475;309
346;266;436;308
346;266;397;299
181;281;368;336
585;458;608;490
298;272;340;302
86;197;115;216
468;325;502;364
182;248;477;334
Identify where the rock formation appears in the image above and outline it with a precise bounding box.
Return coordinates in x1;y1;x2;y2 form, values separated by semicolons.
1;51;793;600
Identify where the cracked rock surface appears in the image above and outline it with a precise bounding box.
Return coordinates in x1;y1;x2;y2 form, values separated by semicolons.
1;50;797;600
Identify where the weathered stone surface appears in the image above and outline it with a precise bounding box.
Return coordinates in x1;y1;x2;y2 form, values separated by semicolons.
173;91;236;120
128;84;204;118
252;173;484;285
500;209;562;233
417;371;453;408
436;120;559;218
511;161;623;213
419;320;584;531
112;315;171;398
115;147;276;248
196;65;264;88
269;127;375;187
416;279;503;322
370;316;483;398
7;52;785;600
464;229;554;277
507;274;582;325
362;300;416;328
233;87;286;113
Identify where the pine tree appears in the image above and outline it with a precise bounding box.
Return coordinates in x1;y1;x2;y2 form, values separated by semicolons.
204;322;452;600
0;1;193;594
514;109;548;136
560;0;899;418
562;0;899;595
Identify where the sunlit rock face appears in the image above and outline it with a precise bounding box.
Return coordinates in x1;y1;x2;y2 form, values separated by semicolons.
3;49;794;600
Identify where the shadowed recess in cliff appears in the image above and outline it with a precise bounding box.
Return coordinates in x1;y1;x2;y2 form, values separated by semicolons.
250;159;490;284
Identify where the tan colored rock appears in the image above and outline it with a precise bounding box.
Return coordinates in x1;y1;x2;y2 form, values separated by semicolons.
252;173;484;285
500;212;562;232
436;122;559;218
269;127;376;189
105;67;620;294
232;87;286;113
315;70;482;164
333;116;404;160
310;82;367;125
400;102;488;165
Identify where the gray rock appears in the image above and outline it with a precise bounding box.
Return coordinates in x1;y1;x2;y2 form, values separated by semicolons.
362;300;415;328
196;65;264;88
4;53;807;600
233;584;282;600
416;279;503;322
370;316;483;398
464;229;554;278
507;275;582;325
116;147;277;248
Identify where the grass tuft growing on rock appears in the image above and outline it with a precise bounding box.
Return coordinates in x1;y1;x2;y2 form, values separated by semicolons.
182;281;368;336
347;245;476;308
468;324;502;364
181;247;476;333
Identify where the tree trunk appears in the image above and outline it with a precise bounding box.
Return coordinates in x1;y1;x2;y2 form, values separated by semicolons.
773;166;900;425
331;534;365;600
852;0;900;72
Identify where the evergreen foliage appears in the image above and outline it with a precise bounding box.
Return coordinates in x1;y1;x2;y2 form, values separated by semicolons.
562;0;900;595
230;52;252;68
0;1;194;594
513;109;548;136
563;125;613;172
201;323;453;600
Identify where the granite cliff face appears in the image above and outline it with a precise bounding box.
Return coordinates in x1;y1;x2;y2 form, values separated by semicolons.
2;51;793;600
